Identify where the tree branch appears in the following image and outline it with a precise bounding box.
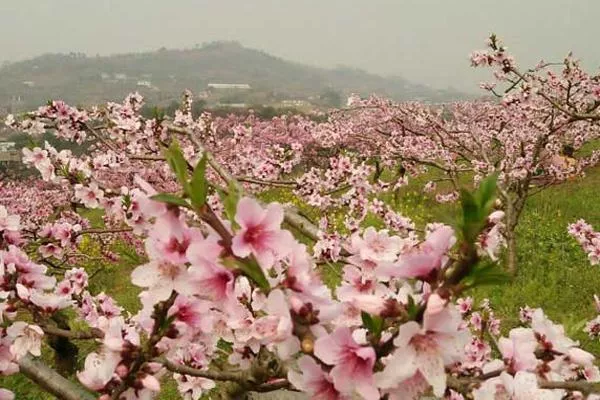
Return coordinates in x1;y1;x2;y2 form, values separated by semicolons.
539;380;600;395
166;124;322;241
158;358;256;383
41;325;104;340
18;354;96;400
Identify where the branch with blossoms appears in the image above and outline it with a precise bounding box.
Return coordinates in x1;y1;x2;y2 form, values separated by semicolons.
569;219;600;265
307;35;600;273
2;135;600;400
2;44;600;398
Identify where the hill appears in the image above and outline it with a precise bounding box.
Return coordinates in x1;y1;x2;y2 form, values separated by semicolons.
0;41;468;113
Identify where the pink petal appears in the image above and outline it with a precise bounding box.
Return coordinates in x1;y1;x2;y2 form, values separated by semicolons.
235;197;265;229
131;262;159;288
314;328;349;365
263;202;285;230
231;233;252;258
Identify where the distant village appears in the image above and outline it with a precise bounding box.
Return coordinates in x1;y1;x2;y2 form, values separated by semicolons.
6;70;321;114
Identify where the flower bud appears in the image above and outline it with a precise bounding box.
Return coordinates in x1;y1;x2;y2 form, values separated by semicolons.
301;336;314;354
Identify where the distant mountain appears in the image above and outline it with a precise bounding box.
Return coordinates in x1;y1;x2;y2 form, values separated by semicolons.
0;41;468;113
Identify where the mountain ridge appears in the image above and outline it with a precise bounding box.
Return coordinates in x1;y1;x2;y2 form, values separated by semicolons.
0;41;469;112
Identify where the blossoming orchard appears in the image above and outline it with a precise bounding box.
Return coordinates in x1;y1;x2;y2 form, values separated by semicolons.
2;36;600;400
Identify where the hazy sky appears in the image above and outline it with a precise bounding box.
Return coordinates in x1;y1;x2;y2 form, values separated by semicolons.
1;0;599;92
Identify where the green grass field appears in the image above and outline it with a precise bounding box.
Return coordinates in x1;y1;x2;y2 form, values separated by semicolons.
3;168;600;398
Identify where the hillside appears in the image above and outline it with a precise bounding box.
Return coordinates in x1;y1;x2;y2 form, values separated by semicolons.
0;41;467;113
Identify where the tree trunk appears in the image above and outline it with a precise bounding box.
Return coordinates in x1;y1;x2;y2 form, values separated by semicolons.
503;191;527;275
506;229;518;275
503;199;520;275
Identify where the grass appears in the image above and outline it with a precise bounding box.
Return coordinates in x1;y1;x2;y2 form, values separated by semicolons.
4;168;600;398
470;169;600;354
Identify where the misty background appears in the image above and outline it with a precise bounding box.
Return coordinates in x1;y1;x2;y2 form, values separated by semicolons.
1;0;599;92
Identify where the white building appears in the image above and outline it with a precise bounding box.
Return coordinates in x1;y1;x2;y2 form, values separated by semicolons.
207;83;251;90
281;100;311;108
0;142;16;151
216;103;248;108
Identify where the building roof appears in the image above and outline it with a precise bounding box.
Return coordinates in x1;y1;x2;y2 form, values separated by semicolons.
207;83;251;90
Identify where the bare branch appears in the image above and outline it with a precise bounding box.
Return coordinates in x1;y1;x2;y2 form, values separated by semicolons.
18;355;96;400
539;380;600;395
158;357;255;383
41;325;104;340
235;176;298;188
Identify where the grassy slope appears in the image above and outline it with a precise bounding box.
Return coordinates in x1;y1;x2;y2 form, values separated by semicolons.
3;169;600;398
407;168;600;354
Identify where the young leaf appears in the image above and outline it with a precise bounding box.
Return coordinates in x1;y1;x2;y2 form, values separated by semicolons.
189;153;208;207
476;173;499;216
463;261;511;288
235;258;270;292
163;140;189;189
406;295;420;321
219;181;241;224
460;189;480;242
150;193;190;208
459;173;499;243
361;311;383;337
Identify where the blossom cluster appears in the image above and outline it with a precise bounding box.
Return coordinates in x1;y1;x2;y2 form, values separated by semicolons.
1;35;600;400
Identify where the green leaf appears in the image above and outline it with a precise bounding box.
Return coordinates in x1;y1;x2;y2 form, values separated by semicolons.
459;173;499;243
460;189;481;242
189;153;208;207
476;173;499;216
235;258;270;292
406;295;420;321
150;193;190;208
219;181;241;224
568;319;588;336
163;140;189;189
361;311;384;337
463;261;511;288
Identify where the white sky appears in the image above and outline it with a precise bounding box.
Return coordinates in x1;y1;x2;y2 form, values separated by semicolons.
1;0;599;91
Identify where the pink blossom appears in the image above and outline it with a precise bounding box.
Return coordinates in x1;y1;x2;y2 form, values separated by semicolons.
187;237;233;301
530;309;577;353
77;351;120;390
350;227;403;262
314;327;379;399
131;261;193;303
0;333;18;373
231;197;294;268
145;212;198;265
6;322;44;358
288;355;349;400
140;373;161;391
473;371;564;400
0;207;19;232
457;297;473;314
498;328;538;372
376;304;469;397
393;225;456;280
168;295;214;333
252;289;299;360
379;371;431;400
30;292;73;313
38;243;63;259
74;182;104;209
174;373;216;400
21;147;48;167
